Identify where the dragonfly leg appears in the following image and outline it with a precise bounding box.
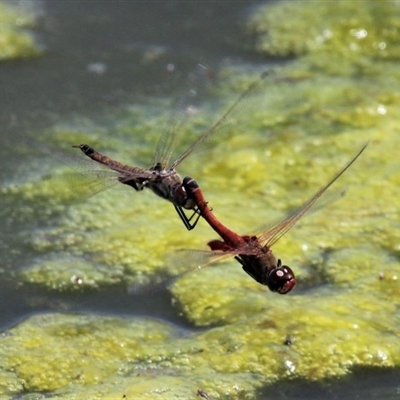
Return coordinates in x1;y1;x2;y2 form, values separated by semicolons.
237;257;262;284
120;178;144;191
234;255;244;266
174;205;201;231
172;176;207;230
178;175;221;230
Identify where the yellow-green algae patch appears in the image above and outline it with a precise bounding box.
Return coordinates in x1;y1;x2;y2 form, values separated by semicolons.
171;269;400;380
2;1;400;395
0;313;263;399
0;2;42;60
1;302;400;398
19;256;125;291
170;0;400;389
249;0;400;75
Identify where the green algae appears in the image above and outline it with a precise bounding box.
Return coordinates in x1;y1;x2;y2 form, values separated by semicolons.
2;0;400;397
0;2;42;60
249;0;400;75
1;306;399;398
4;62;400;393
19;256;125;292
0;313;263;399
171;271;400;381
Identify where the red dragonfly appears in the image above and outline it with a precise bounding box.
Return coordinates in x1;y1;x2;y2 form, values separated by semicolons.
181;143;368;294
73;66;273;230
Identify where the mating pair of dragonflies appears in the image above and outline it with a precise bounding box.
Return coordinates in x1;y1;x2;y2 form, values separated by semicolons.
71;66;367;295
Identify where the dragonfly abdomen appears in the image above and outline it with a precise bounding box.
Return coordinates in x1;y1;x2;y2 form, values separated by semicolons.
73;144;149;176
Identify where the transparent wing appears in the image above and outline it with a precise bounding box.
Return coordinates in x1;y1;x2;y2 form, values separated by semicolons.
252;188;347;239
172;248;237;272
173;248;231;269
170;69;277;169
152;63;213;168
172;240;262;271
257;143;368;248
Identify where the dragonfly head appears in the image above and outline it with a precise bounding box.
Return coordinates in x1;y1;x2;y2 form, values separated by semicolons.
267;259;296;294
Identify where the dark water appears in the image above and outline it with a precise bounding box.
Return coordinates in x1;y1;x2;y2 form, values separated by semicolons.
0;1;399;399
261;367;400;400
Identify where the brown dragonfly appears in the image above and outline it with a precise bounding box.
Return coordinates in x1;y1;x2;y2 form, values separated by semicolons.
73;66;273;230
181;143;368;293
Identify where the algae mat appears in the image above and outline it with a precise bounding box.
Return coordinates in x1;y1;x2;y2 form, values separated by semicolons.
1;0;400;399
0;1;42;61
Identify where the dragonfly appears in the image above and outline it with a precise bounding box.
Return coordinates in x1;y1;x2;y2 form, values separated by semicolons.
181;143;368;294
73;66;274;230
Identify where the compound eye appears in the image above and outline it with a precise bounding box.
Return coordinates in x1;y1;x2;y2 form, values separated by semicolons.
173;184;189;207
267;261;296;294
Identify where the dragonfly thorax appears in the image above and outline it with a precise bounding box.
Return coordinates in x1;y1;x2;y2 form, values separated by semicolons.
150;162;164;172
146;172;187;205
149;162;173;174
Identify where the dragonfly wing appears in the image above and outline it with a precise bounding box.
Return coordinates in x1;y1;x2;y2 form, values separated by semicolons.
153;64;213;168
252;189;347;241
172;249;232;271
257;143;368;247
172;242;261;272
170;69;277;169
